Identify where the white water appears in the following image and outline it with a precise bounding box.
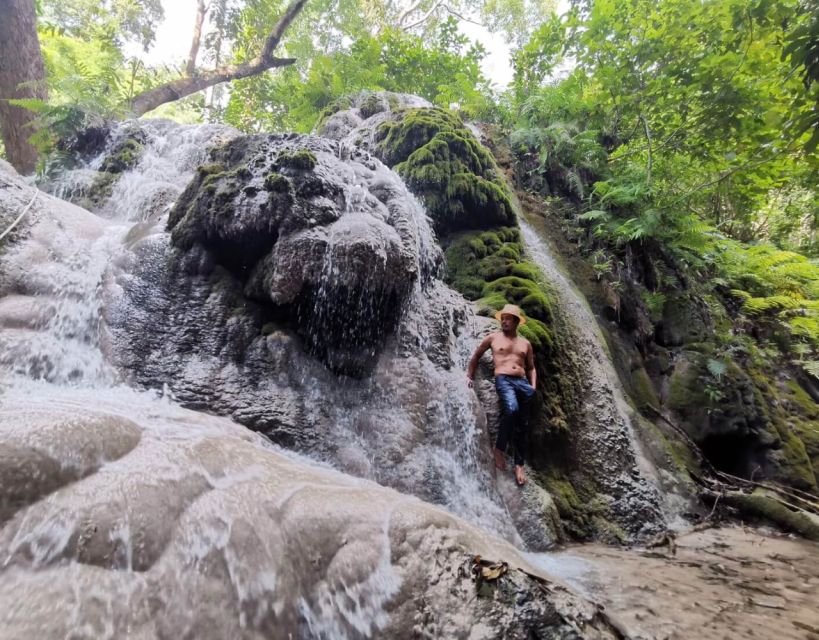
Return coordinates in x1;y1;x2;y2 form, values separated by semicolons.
0;172;411;637
519;216;686;528
0;120;540;637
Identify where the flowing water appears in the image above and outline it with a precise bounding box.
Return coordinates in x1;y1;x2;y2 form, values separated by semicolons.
1;122;517;637
1;118;521;552
519;216;684;528
3;114;816;639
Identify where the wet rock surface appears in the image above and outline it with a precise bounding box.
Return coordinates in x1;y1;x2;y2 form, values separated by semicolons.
545;526;819;640
3;121;545;544
0;388;620;640
165;133;440;374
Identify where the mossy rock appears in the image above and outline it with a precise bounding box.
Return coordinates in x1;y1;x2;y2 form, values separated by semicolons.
359;92;389;119
100;136;144;174
374;107;515;235
627;366;661;411
263;172;291;193
784;380;819;479
723;489;819;541
656;292;712;347
536;471;617;540
274;149;317;171
315;95;355;130
668;352;817;492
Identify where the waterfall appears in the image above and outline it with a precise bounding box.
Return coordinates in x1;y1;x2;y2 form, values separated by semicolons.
2;119;531;548
518;216;686;528
2;120;559;638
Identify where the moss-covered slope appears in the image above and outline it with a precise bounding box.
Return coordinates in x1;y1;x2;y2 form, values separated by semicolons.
503;122;819;505
373;108;516;235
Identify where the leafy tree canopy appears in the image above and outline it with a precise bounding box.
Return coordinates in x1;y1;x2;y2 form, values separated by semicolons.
38;0;164;51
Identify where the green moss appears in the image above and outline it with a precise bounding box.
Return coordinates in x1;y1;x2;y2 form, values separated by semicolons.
261;322;276;336
785;380;819;417
275;149;317;171
359;92;387;119
537;471;613;540
197;162;226;176
315;95;354;130
482;277;552;322
100;137;144;174
590;516;628;544
264;172;291;192
668;357;706;413
743;366;817;491
783;381;819;480
167;162;250;246
519;318;553;351
628;366;660;411
510;262;540;280
374;107;515;234
724;490;819;541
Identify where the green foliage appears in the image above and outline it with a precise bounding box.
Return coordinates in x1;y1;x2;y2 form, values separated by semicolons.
39;0;164;51
706;358;727;381
15;30;128;157
782;0;819;152
224;19;494;133
641;290;666;319
509;0;818;254
17;27;204;163
719;244;819;349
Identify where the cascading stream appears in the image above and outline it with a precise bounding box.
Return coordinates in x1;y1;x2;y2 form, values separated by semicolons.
2;119;526;547
1;122;544;638
518;215;684;528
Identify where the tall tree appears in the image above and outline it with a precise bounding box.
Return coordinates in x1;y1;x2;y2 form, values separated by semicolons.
0;0;46;174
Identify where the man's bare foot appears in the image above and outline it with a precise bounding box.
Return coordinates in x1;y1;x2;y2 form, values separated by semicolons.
493;447;507;471
515;465;526;486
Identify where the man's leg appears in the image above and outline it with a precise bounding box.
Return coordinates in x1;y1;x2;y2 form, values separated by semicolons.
494;376;519;470
511;378;535;484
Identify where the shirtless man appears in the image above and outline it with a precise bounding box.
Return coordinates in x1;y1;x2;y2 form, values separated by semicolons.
466;304;536;486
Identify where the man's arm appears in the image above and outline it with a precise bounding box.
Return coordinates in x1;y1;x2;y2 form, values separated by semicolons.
466;334;494;388
526;341;537;388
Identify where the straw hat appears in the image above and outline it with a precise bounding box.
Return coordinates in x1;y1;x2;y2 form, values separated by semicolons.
494;303;526;326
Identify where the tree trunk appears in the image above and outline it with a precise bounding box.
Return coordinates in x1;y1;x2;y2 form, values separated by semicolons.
130;0;308;117
185;0;209;77
0;0;47;174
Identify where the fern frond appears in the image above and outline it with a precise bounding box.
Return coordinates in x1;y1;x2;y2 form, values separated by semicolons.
566;169;585;199
706;358;727;380
578;209;610;222
803;361;819;379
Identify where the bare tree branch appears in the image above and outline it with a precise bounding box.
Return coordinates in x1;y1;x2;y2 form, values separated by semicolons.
400;1;484;32
130;0;309;117
397;0;427;27
400;0;443;31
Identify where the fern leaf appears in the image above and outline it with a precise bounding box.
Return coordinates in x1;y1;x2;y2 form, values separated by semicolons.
578;209;610;222
803;361;819;379
706;358;727;380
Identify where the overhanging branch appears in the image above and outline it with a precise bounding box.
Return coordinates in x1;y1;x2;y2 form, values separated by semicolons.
130;0;308;116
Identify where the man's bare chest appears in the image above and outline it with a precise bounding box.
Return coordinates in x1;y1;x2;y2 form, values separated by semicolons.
491;337;527;360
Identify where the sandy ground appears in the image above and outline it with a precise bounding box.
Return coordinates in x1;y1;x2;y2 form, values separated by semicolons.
529;526;819;640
